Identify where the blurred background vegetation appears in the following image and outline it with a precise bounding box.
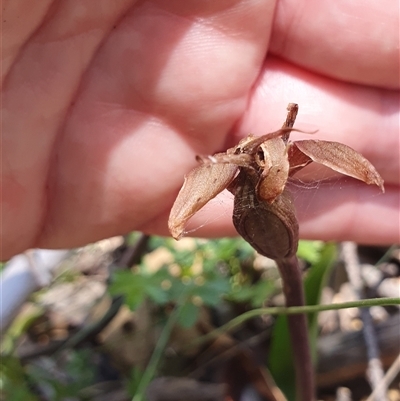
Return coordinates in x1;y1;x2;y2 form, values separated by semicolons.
1;234;399;401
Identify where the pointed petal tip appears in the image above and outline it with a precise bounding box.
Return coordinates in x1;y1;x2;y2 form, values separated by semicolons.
168;222;184;241
172;232;183;241
368;171;384;193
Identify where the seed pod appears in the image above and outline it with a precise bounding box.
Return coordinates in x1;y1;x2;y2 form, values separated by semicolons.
231;170;299;260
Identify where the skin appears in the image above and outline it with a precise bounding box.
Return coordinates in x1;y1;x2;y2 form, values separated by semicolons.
2;0;399;260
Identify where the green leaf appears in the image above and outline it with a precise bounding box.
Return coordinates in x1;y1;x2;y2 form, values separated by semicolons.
227;280;276;307
109;271;147;310
249;280;276;307
126;367;144;397
227;283;257;303
268;315;295;400
304;243;337;361
145;268;177;304
0;356;39;401
192;275;231;306
178;302;200;328
171;249;196;269
297;240;324;264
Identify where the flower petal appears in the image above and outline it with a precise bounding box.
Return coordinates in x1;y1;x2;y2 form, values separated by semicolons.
293;140;384;192
168;162;238;239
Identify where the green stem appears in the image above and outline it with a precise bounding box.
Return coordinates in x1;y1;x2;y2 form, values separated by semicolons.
132;301;182;401
190;297;400;347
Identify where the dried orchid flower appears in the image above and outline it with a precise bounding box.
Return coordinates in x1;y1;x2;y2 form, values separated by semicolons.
168;104;384;401
169;103;384;260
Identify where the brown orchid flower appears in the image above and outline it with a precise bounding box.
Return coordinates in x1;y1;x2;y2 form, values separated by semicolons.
168;103;384;260
168;103;384;401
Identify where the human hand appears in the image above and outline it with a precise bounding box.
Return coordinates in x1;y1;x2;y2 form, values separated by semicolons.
2;0;399;259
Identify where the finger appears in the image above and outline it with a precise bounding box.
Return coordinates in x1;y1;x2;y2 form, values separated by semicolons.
144;58;399;244
238;57;399;186
151;180;398;246
294;181;399;245
2;0;134;259
2;0;52;79
270;0;399;88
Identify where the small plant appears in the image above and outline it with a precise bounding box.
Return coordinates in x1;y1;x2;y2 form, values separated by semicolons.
168;104;384;401
109;237;256;327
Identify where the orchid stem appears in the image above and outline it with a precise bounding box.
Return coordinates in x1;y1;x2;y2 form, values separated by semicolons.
276;255;315;401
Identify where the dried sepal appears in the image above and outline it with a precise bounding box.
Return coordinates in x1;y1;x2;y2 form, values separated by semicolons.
293;140;385;192
168;161;238;239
